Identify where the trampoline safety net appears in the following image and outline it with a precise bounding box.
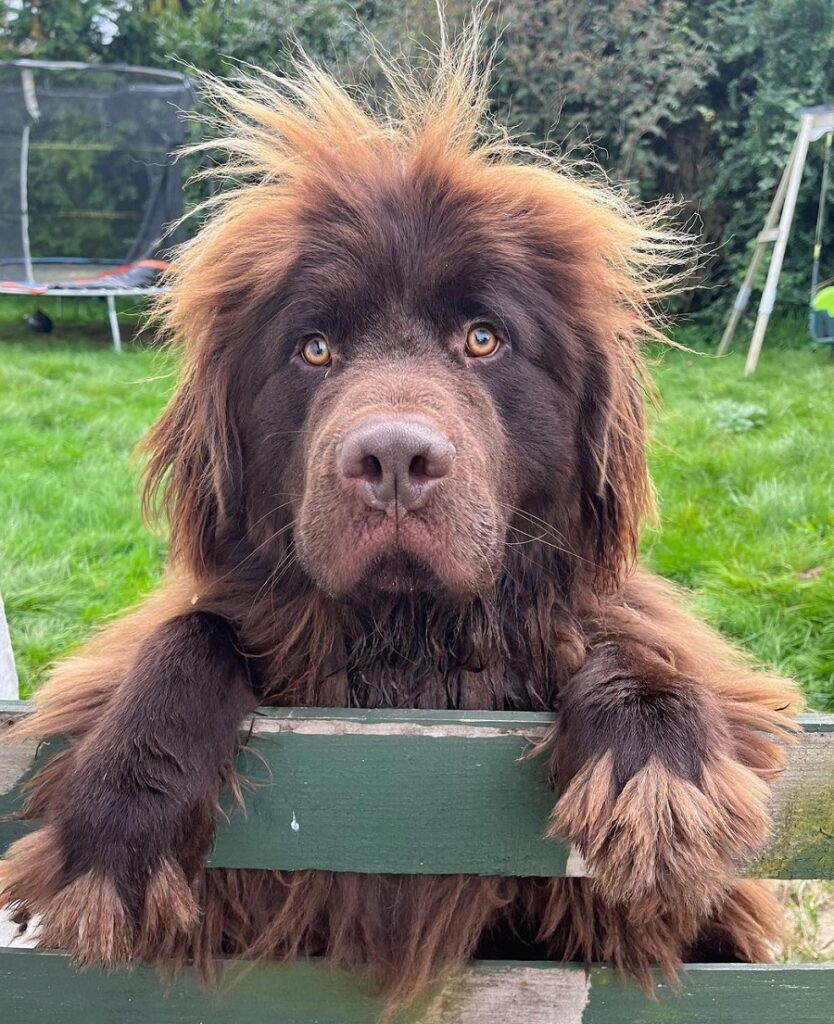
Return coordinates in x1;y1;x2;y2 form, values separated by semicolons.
0;60;194;284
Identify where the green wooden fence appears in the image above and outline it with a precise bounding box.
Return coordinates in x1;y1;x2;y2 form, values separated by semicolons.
1;700;833;1022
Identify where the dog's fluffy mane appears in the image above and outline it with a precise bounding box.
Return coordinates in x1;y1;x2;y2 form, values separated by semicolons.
145;26;685;576
2;24;802;1018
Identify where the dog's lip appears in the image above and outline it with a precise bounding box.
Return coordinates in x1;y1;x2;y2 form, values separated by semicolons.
357;547;439;593
311;510;448;586
356;510;440;548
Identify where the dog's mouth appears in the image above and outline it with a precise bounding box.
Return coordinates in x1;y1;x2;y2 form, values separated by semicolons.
356;547;440;595
296;496;502;601
297;506;456;596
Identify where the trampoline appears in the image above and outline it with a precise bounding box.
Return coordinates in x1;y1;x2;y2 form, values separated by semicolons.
0;60;195;351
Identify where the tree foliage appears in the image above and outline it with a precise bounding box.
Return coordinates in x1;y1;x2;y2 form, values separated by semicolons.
2;0;832;316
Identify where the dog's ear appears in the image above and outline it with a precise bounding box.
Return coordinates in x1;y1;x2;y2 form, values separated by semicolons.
142;344;243;573
576;337;651;588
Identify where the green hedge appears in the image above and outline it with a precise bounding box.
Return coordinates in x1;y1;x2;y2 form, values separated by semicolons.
2;0;833;315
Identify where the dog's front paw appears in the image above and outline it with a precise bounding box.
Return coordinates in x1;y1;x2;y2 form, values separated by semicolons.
0;825;197;965
551;749;770;919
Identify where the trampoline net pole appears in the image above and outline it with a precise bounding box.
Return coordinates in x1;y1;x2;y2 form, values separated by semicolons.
19;123;33;285
18;66;39;285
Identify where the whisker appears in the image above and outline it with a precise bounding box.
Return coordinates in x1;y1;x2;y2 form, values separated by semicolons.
258;431;308;444
247;500;298;532
213;518;297;585
503;509;605;573
499;502;572;540
245;540;298;618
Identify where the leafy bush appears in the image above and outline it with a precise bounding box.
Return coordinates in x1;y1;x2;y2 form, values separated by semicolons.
2;0;833;322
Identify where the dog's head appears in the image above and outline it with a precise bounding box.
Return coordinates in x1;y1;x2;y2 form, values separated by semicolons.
146;43;675;607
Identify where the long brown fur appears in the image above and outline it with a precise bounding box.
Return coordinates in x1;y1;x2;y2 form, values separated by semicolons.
0;22;801;1016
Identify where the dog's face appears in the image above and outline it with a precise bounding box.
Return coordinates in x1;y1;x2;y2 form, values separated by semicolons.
222;153;647;604
234;167;596;600
147;70;655;607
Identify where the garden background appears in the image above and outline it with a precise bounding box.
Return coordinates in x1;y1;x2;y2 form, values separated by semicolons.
3;0;833;309
1;0;833;958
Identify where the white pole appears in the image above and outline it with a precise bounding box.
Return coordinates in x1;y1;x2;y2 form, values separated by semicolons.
106;293;122;353
744;115;813;375
19;67;39;285
0;590;18;700
19;124;34;285
0;593;28;945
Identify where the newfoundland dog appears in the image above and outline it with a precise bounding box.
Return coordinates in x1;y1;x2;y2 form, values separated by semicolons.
1;31;799;1013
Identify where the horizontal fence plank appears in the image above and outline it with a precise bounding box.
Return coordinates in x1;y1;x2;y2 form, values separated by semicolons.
1;702;833;878
1;950;834;1024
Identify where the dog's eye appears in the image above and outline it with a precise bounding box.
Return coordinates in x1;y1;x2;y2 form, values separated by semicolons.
465;324;499;358
301;334;331;366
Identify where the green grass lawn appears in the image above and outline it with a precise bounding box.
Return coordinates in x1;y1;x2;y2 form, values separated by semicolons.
1;308;833;707
645;322;834;710
0;308;173;695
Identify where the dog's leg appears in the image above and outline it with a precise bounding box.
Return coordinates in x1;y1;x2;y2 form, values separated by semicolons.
549;639;773;936
0;611;257;965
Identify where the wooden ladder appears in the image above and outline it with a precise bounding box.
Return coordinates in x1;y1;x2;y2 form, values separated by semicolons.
718;105;834;374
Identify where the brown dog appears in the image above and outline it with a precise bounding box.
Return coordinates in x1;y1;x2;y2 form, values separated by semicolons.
0;33;799;1012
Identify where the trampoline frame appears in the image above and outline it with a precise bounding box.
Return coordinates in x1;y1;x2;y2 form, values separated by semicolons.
0;275;168;352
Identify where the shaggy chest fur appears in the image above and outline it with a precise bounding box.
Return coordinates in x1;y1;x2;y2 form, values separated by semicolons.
304;638;544;711
244;578;583;712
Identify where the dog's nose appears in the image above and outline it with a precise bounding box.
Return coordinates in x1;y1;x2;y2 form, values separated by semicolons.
337;416;456;512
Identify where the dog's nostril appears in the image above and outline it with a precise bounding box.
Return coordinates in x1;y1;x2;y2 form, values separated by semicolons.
361;454;383;482
409;453;428;480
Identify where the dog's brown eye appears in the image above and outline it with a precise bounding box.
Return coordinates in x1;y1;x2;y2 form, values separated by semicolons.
465;324;499;358
301;335;331;366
